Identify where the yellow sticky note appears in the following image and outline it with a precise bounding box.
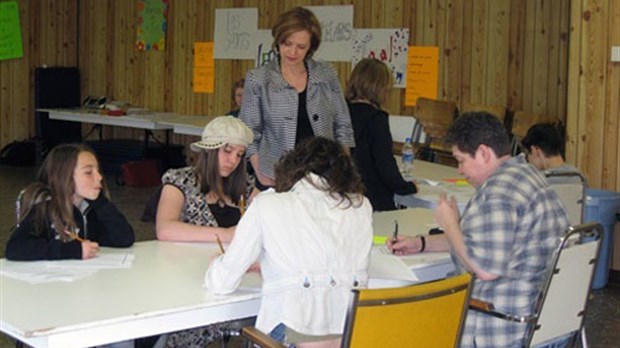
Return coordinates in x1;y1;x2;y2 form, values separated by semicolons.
373;235;388;245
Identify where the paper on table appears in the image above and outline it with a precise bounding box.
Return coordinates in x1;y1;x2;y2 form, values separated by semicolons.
415;178;441;186
0;254;134;284
368;246;419;282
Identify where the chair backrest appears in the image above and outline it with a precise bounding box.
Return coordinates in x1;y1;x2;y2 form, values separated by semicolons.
461;102;507;125
341;272;472;348
510;110;542;155
526;223;603;347
545;171;587;225
511;110;542;138
411;97;458;149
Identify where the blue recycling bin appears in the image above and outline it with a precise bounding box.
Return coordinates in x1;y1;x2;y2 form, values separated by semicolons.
584;188;620;289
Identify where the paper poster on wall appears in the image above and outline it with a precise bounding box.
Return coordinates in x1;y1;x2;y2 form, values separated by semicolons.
304;5;354;62
193;42;214;93
214;8;258;60
0;1;24;60
352;29;409;88
253;29;277;67
405;46;439;106
136;0;168;51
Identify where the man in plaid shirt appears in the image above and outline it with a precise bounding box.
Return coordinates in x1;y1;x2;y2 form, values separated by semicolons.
389;112;569;347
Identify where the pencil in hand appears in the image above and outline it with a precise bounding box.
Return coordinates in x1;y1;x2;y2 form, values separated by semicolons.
239;195;246;215
64;229;85;242
215;234;226;254
392;220;399;254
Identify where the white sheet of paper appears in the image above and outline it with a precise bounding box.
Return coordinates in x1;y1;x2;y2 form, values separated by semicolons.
0;254;134;284
368;246;419;282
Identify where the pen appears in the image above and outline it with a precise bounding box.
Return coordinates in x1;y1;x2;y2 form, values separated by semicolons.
392;220;398;254
215;234;226;254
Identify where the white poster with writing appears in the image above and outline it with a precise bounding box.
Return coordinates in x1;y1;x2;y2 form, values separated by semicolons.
253;29;277;67
305;5;354;62
352;29;410;88
214;8;258;59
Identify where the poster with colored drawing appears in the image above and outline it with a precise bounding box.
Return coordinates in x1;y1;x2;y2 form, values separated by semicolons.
305;5;354;62
253;29;277;67
136;0;169;51
214;8;258;60
352;29;410;88
0;1;24;60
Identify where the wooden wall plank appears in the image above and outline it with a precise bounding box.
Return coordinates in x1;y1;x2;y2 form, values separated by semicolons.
485;0;509;107
469;0;488;104
612;1;620;190
603;0;619;190
531;0;550;116
565;0;583;167
556;0;570;119
579;0;607;188
506;0;526;112
444;0;463;104
521;0;536;114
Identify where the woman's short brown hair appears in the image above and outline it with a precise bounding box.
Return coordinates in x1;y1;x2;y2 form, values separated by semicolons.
345;58;393;108
271;7;321;59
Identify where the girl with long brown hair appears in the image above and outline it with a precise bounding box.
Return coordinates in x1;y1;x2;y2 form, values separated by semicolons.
6;144;134;260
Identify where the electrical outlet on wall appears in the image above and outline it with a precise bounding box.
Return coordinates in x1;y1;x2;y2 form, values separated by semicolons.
612;46;620;62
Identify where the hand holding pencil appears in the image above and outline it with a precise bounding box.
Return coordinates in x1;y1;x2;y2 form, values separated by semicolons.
65;230;99;259
215;234;226;254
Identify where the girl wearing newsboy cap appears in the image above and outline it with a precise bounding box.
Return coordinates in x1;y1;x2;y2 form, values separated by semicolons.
155;116;254;244
154;116;255;347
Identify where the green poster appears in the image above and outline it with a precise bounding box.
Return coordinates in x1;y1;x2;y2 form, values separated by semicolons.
136;0;168;51
0;1;24;60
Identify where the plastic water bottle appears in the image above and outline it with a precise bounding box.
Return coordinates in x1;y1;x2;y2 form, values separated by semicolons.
401;137;414;176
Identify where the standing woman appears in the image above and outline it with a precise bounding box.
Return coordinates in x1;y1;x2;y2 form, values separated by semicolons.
240;7;355;190
346;58;417;211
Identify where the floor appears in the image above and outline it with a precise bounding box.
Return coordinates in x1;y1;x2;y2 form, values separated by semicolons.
0;164;618;347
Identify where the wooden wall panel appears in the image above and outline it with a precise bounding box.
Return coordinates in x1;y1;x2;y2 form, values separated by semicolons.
566;0;619;191
2;0;617;190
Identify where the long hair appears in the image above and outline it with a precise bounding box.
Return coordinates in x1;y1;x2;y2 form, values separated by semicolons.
195;148;247;205
274;137;364;207
17;144;108;241
345;58;393;108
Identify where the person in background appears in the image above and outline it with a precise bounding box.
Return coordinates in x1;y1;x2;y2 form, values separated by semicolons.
155;115;255;347
156;115;254;243
345;58;417;211
521;122;582;183
227;78;245;117
206;137;373;348
388;112;569;348
6;143;134;261
240;7;355;191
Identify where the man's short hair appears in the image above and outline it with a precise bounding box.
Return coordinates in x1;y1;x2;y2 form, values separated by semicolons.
521;123;565;157
446;112;510;157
